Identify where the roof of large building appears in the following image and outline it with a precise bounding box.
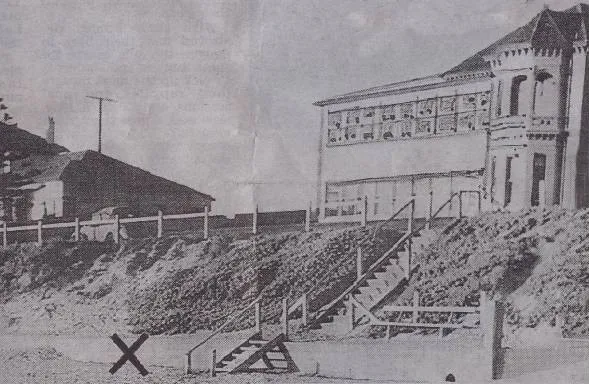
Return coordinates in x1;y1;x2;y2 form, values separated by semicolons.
8;150;214;201
315;4;589;107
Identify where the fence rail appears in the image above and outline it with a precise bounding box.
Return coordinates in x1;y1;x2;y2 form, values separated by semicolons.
1;209;210;247
1;203;319;247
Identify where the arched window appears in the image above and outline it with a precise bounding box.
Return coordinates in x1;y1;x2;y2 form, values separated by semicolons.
510;75;527;116
535;71;553;96
534;70;556;115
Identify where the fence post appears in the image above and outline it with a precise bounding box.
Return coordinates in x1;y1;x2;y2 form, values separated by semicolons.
282;298;289;340
204;206;209;239
37;220;43;246
302;293;308;326
361;195;368;227
412;291;420;323
347;298;355;331
2;221;7;248
254;301;261;334
477;191;482;214
356;247;362;281
157;210;163;238
427;190;434;230
305;202;311;232
459;191;463;218
74;217;80;242
114;214;120;244
210;349;217;377
252;205;258;235
184;352;192;374
481;291;504;380
405;199;415;279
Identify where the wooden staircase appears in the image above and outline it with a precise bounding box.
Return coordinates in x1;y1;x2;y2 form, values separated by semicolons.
309;231;427;334
304;192;479;335
213;332;298;375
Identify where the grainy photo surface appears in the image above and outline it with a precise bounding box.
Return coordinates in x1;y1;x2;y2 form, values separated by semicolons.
1;0;589;383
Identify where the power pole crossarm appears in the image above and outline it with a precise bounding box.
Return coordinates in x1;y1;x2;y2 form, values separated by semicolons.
86;96;116;153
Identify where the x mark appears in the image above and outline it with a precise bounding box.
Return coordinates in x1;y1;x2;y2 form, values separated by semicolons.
109;333;149;376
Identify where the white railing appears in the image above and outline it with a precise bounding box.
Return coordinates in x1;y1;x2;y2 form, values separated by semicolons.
1;203;318;248
1;208;210;247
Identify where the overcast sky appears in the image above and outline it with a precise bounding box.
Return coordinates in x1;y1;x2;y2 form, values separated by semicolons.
0;0;581;215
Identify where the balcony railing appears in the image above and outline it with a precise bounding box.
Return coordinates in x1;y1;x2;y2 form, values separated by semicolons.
327;110;490;147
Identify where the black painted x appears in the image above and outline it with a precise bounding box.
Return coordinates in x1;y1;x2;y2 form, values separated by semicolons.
109;333;149;376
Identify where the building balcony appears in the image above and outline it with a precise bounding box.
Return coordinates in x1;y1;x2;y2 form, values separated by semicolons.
490;115;527;130
326;110;490;148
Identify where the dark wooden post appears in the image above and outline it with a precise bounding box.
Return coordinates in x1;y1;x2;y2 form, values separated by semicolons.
347;298;355;331
282;298;289;340
204;206;209;239
302;293;308;326
305;202;311;232
427;190;434;230
356;247;362;281
37;220;43;246
210;349;217;377
481;291;504;380
184;352;192;374
252;205;258;235
255;301;261;334
405;199;415;279
74;217;80;242
114;214;120;244
412;291;420;323
361;195;368;227
2;221;7;247
157;210;163;238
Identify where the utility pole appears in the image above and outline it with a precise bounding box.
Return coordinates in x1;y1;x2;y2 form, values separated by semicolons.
86;95;116;153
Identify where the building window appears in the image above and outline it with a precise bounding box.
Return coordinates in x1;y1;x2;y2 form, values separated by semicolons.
535;71;553;96
510;75;527;116
531;153;546;207
534;71;556;115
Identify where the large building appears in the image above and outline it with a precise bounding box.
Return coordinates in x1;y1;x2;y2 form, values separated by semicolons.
314;4;589;222
0;123;214;223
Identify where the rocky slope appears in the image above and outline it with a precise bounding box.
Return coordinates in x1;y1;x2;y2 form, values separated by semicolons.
0;225;396;335
378;208;589;338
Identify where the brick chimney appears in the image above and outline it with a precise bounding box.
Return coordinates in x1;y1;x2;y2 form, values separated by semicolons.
47;116;55;144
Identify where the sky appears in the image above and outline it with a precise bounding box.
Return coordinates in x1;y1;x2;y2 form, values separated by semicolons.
0;0;582;215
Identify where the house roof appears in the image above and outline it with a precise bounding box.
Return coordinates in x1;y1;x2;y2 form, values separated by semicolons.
0;122;68;156
315;4;589;107
8;150;215;201
9;151;85;184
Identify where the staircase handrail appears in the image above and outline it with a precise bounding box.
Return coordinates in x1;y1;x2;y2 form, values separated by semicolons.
314;230;412;320
372;198;416;240
309;189;476;324
187;296;261;354
288;198;417;316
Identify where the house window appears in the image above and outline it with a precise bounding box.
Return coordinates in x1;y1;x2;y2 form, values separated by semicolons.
510;75;527;116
